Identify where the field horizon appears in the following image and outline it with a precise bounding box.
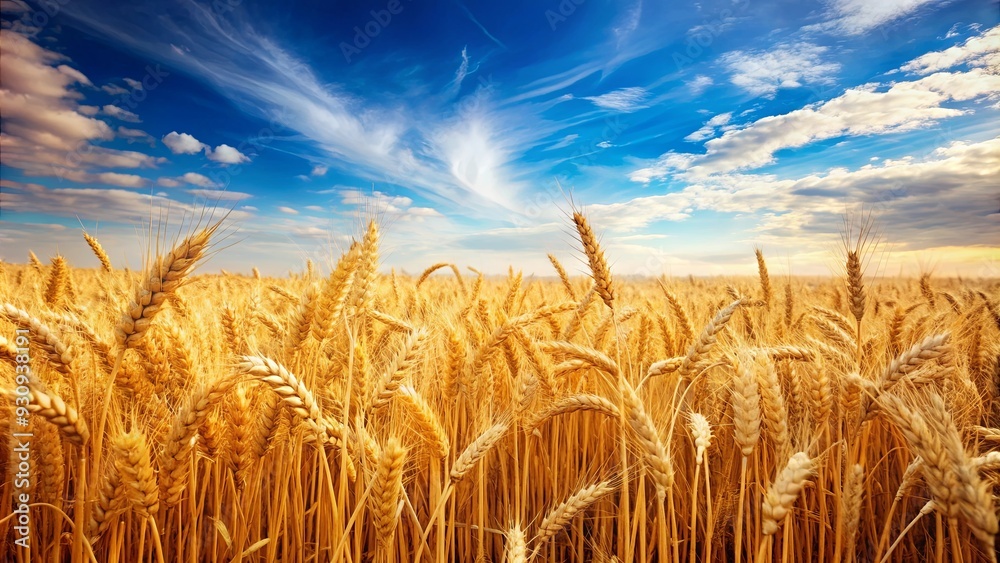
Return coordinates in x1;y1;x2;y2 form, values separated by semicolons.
2;213;999;562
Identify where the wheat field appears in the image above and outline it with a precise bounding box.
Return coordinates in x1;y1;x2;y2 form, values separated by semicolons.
1;212;998;562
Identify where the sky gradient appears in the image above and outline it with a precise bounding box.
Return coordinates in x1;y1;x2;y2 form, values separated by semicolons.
1;0;998;278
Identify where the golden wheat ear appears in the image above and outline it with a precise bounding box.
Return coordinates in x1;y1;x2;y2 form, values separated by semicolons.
571;209;616;310
116;220;223;351
83;231;113;272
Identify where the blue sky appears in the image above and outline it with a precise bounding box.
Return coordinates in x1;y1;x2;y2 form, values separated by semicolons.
1;0;998;277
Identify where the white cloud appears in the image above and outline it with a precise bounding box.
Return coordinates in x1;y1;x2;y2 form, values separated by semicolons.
162;131;207;154
188;188;252;201
898;24;1000;75
687;75;713;95
337;188;443;221
157;177;181;188
178;172;217;188
431;94;528;210
821;0;940;35
304;205;324;212
721;43;840;98
95;172;145;187
0;0;32;13
101;83;129;96
583;87;649;112
310;164;328;176
1;178;251;226
544;134;578;151
340;189;412;209
403;206;443;219
633;68;1000;180
39;5;567;218
450;46;470;94
117;126;156;146
100;104;141;122
123;77;142;90
206;143;250;165
277;206;298;214
0;33;166;190
685;112;733;142
0;31;113;153
607;137;1000;259
56;64;92;86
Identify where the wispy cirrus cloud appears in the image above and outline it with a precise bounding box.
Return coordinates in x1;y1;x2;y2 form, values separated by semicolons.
49;0;539;217
684;112;732;142
118;126;156;146
584;86;649;112
819;0;941;36
101;104;141;122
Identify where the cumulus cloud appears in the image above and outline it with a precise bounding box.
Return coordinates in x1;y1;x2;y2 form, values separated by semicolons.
0;0;31;13
188;188;252;201
721;43;840;98
88;172;147;187
206;143;250;164
100;104;141;122
1;178;251;225
584;87;649;112
123;77;142;90
156;177;182;188
0;31;113;151
160;132;249;165
340;189;412;209
162;131;207;154
338;188;443;221
606;137;1000;256
0;32;174;192
277;206;298;214
633;68;1000;180
310;165;328;176
897;24;1000;75
178;172;217;188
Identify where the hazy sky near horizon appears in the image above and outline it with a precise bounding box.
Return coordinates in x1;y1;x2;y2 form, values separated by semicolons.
1;0;998;278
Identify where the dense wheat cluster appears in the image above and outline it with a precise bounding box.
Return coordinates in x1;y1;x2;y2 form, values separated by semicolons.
1;213;999;563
